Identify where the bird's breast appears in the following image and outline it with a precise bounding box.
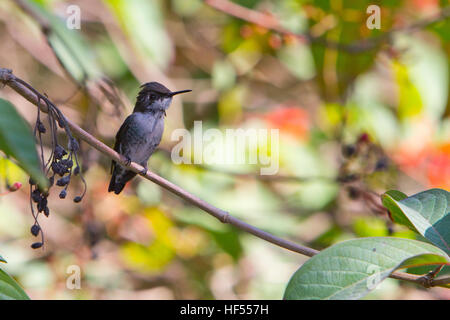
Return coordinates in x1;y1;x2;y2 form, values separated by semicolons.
123;112;164;164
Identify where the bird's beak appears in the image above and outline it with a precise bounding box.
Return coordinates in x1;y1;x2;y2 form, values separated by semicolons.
169;89;192;96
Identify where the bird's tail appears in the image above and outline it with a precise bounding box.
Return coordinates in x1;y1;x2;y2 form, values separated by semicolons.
108;177;126;195
108;167;136;194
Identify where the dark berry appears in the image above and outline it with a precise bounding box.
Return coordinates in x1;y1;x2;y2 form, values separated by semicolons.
60;159;73;168
73;196;82;203
342;144;357;158
347;186;360;199
37;197;48;213
51;162;62;175
357;132;370;144
52;162;68;176
54;145;67;160
59;190;67;199
31;224;40;236
31;242;43;249
56;176;70;187
375;157;389;171
31;189;41;203
37;121;46;133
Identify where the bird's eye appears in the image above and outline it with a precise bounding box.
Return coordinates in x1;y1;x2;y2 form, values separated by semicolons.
150;94;156;100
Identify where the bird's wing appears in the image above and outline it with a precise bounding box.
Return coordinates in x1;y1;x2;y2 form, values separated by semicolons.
111;114;135;173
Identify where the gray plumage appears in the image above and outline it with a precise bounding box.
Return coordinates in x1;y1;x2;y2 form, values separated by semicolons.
108;82;191;194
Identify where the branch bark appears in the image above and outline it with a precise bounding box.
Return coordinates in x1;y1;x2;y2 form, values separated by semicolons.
1;68;448;289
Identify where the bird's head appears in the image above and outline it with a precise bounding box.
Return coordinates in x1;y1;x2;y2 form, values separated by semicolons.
133;82;191;113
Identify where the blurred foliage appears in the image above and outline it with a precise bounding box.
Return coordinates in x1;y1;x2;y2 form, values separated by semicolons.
0;0;448;300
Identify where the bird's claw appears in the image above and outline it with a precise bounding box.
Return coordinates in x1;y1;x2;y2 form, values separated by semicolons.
139;167;148;176
124;156;131;166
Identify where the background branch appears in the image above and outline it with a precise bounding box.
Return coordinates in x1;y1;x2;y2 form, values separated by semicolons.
0;67;448;289
205;0;450;53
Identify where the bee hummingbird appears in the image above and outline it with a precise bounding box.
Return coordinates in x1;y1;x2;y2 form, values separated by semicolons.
108;82;191;194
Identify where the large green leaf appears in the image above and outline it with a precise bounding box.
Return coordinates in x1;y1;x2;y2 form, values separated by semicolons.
382;188;450;255
284;237;449;300
0;268;30;300
0;99;47;187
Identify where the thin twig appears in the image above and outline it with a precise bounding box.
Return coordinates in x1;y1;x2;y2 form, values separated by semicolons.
1;68;449;289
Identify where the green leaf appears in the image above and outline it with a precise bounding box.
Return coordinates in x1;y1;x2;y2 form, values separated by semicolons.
277;42;316;80
0;268;30;300
310;13;382;98
0;99;47;187
384;190;408;201
171;0;203;17
212;60;236;91
353;217;389;237
393;35;448;121
392;61;423;119
284;237;449;300
209;229;243;261
105;0;173;69
172;208;243;260
382;188;450;255
382;190;414;230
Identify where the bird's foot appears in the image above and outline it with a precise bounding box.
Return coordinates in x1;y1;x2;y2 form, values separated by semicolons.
139;166;148;176
123;156;132;166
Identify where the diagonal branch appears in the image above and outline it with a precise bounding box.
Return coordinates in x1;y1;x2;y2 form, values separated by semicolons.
1;68;449;289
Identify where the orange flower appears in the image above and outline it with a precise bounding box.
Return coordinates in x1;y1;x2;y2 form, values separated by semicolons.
426;143;450;190
412;0;438;10
265;106;309;139
394;142;450;190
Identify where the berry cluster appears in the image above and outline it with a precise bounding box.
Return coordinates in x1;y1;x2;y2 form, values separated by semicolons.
22;82;87;249
338;133;392;220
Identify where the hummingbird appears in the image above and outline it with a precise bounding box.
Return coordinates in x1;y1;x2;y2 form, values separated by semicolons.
108;82;191;194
